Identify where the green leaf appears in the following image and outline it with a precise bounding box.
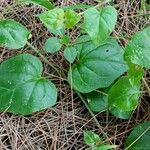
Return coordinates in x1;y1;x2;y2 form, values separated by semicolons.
65;9;81;29
0;19;31;49
75;35;91;44
87;91;108;112
84;131;101;147
64;47;77;63
83;6;117;43
94;145;118;150
44;37;62;53
38;8;65;30
60;35;71;45
125;122;150;150
0;54;57;115
68;39;127;93
110;107;133;119
128;64;144;84
16;0;54;10
87;90;132;119
74;35;91;58
108;77;141;111
48;26;65;36
125;27;150;69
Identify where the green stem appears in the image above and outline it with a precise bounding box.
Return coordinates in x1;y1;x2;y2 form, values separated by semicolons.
77;92;111;142
26;0;118;133
27;40;109;135
125;126;150;150
140;0;146;11
77;92;101;129
26;42;59;74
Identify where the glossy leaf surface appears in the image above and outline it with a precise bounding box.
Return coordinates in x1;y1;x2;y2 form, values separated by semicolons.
84;131;101;147
16;0;54;10
64;47;77;63
83;6;117;43
125;122;150;150
87;91;108;112
0;19;30;49
65;9;81;29
44;37;62;53
68;39;127;93
108;77;140;111
39;8;64;30
125;27;150;69
0;54;57;115
110;107;133;119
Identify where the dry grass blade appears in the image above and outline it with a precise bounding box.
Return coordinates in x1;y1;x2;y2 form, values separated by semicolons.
0;0;150;149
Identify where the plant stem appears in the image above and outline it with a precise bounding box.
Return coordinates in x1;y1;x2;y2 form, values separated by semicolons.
125;126;150;150
77;92;111;142
142;78;150;96
28;40;107;131
79;0;112;15
77;92;101;128
27;40;112;141
26;42;59;74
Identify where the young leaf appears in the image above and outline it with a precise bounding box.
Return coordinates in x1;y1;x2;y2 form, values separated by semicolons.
87;91;108;112
16;0;54;10
44;37;62;53
125;26;150;69
0;19;31;49
0;54;57;115
65;9;81;29
68;39;127;93
84;131;101;147
124;122;150;150
60;35;71;45
108;77;141;111
64;47;77;63
128;64;144;84
83;6;117;43
38;8;64;30
110;107;133;120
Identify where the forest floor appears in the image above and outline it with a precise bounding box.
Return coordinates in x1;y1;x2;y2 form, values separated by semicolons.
0;0;150;150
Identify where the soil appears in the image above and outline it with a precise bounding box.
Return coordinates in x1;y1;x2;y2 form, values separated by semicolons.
0;0;150;150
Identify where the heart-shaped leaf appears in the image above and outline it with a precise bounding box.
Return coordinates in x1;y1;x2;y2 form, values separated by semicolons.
60;35;71;45
125;122;150;150
0;19;31;49
64;47;77;63
38;8;64;31
84;131;101;147
108;77;140;111
44;37;62;53
110;107;133;120
0;54;57;115
83;6;117;43
125;26;150;69
108;65;144;112
64;9;81;29
87;91;108;112
68;39;127;93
